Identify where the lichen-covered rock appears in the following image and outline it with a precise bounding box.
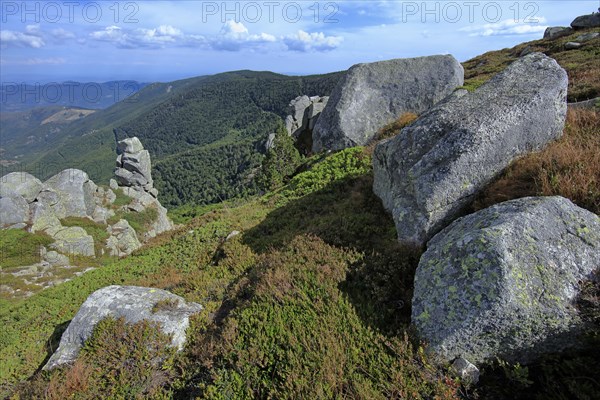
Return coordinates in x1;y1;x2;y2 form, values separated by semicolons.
29;201;61;233
575;32;600;42
106;219;142;257
50;226;95;257
312;55;464;152
43;169;97;219
412;196;600;365
44;285;203;370
373;53;568;246
0;193;29;228
0;172;43;203
40;247;70;266
571;13;600;29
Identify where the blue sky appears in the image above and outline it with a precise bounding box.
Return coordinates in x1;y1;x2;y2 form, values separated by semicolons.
1;1;598;83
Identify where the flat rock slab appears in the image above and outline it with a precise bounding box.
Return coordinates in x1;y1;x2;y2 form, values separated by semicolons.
412;196;600;365
373;53;568;246
45;285;203;370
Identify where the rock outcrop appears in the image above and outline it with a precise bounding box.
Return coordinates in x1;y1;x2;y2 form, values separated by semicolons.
543;26;573;39
0;172;43;202
50;226;95;257
412;197;600;365
312;55;464;152
571;13;600;29
44;285;203;370
43;169;98;219
113;137;173;239
106;219;142;257
115;137;154;193
1;137;174;297
373;53;568;246
284;95;329;154
0;193;29;228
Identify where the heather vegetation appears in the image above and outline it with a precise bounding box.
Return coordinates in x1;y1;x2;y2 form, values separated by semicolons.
2;30;599;400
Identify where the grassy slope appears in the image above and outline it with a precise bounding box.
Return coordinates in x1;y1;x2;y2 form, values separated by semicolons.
462;27;600;101
2;29;600;399
0;148;456;399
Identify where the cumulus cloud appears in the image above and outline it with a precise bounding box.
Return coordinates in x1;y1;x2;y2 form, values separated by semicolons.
283;31;343;52
90;24;194;48
459;18;548;37
210;20;276;51
51;28;76;40
0;25;45;48
89;21;278;51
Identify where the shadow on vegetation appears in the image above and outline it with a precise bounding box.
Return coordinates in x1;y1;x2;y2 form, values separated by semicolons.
242;174;422;334
35;320;71;374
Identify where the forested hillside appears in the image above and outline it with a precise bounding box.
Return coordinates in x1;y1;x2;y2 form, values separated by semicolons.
3;71;342;207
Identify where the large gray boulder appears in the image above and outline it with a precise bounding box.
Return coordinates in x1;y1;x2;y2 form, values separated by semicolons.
312;55;464;152
413;197;600;365
373;53;568;246
0;193;29;228
543;26;573;40
43;169;97;219
571;13;600;29
44;285;203;370
0;172;43;203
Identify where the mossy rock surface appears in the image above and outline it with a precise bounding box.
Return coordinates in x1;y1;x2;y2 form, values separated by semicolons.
413;196;600;365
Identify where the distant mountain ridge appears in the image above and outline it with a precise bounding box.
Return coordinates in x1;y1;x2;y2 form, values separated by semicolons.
0;81;148;112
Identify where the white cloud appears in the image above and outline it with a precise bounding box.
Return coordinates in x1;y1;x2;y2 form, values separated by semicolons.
0;26;45;48
210;20;276;51
90;24;191;48
89;21;276;51
51;28;76;40
283;31;344;52
460;18;548;37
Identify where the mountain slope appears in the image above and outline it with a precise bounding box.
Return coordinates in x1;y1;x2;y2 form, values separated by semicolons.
4;71;343;207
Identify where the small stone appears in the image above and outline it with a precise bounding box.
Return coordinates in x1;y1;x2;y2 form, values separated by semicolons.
225;230;241;241
565;42;582;50
451;358;480;385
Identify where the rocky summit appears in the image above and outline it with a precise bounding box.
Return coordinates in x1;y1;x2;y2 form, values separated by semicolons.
312;55;464;152
412;196;600;366
373;53;568;246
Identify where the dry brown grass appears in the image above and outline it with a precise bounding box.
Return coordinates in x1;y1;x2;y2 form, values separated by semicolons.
365;112;419;156
474;108;600;214
377;112;419;141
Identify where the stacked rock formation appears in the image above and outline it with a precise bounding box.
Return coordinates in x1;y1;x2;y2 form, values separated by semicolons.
111;137;173;240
